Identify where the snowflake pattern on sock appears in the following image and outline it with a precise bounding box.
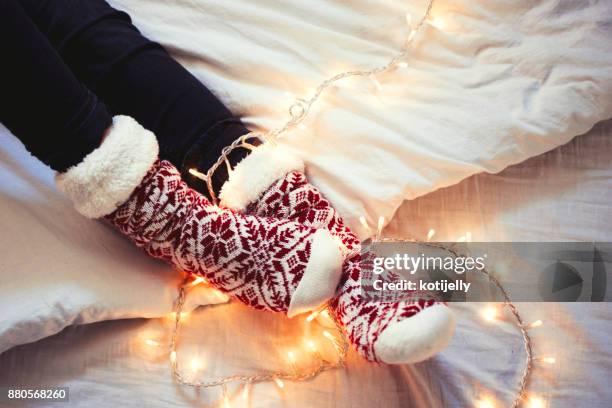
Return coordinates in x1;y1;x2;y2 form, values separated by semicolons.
246;170;359;251
245;169;440;361
330;252;438;362
106;160;319;313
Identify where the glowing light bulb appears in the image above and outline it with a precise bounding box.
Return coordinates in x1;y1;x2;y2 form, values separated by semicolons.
306;311;319;322
169;350;177;364
540;357;556;364
376;215;385;239
482;306;498;322
407;29;417;42
305;339;317;352
528;320;543;329
476;397;495;408
287;351;296;363
223;393;231;408
188;168;207;181
190;276;206;286
274;378;285;389
377;216;385;231
427;228;436;240
180;312;189;319
145;339;160;347
190;358;202;371
397;62;408;68
211;289;227;300
359;215;371;233
242;382;250;400
405;13;416;42
528;396;545;408
428;17;446;30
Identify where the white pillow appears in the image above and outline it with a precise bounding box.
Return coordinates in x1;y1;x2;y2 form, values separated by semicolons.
0;126;228;354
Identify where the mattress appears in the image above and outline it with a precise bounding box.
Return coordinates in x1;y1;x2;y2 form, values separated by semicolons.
1;120;610;408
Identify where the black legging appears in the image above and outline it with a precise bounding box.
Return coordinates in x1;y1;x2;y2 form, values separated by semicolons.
0;0;249;194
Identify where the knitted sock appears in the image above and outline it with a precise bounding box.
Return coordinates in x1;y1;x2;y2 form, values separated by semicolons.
331;253;455;363
219;144;358;251
56;116;344;316
219;143;455;363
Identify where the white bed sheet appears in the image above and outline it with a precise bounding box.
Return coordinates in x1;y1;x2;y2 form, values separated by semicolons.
0;126;229;355
1;0;611;405
2;120;610;408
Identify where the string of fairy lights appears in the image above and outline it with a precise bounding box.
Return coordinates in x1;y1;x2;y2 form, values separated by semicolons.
165;279;349;402
166;0;559;406
191;0;436;205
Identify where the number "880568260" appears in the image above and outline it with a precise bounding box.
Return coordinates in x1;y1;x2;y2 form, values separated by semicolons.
4;388;68;401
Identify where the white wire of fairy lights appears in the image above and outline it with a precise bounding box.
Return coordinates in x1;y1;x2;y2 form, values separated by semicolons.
180;0;553;406
176;0;434;402
168;280;348;393
375;237;535;408
190;0;435;205
358;220;548;408
163;229;549;408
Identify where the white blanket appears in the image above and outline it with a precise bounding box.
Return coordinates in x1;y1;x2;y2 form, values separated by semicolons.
2;121;611;407
0;127;228;354
110;0;612;237
2;0;611;357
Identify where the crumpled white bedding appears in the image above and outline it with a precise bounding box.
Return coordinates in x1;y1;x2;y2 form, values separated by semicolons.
109;0;612;237
1;0;611;406
0;126;229;355
1;120;610;408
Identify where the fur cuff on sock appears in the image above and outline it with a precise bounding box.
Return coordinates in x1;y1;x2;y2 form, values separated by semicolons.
219;143;304;211
56;115;159;219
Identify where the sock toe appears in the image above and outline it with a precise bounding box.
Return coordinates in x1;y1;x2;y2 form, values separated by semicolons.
374;304;456;364
287;229;344;318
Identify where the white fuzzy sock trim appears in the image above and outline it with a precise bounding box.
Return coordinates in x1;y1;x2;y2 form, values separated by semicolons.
287;229;344;318
219;143;304;211
56;115;159;218
374;304;456;364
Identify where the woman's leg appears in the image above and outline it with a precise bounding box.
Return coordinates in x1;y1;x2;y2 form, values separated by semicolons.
0;0;112;172
0;0;343;322
20;0;250;194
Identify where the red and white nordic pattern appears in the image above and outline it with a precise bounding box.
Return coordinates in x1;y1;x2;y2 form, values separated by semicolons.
245;171;359;252
106;160;319;313
246;170;439;362
330;253;438;362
